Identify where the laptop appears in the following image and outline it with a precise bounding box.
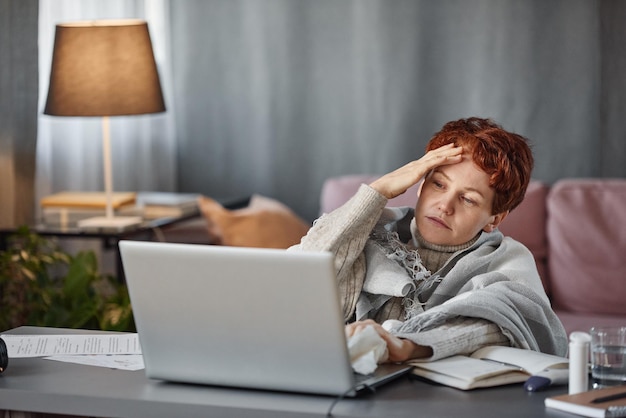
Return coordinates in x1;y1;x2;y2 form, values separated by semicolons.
119;240;412;396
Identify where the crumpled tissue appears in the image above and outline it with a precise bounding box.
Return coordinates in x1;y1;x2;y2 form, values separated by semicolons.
347;325;389;375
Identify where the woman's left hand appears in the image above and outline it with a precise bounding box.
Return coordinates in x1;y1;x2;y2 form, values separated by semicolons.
345;319;433;362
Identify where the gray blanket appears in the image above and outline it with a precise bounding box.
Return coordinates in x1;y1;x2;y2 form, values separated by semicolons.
359;207;568;357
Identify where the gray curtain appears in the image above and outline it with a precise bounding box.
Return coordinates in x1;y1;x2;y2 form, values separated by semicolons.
3;1;626;227
170;0;626;222
0;0;38;227
600;0;626;172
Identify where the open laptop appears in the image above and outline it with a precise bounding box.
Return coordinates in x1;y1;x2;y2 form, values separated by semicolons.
119;240;412;396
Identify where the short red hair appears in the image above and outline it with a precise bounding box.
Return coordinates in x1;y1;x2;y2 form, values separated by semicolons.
426;117;533;214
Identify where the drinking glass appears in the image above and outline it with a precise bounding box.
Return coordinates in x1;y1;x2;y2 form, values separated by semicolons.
590;326;626;388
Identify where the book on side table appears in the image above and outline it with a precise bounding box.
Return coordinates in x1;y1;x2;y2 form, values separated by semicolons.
39;191;201;227
409;345;569;390
40;192;139;227
134;192;200;219
41;191;137;209
545;385;626;417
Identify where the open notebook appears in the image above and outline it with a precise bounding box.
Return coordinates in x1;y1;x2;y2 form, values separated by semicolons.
119;241;412;396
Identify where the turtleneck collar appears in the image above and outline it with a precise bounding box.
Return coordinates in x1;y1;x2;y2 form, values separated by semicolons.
409;217;479;253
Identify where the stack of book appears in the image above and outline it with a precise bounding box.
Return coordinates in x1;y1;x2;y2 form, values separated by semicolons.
40;192;139;227
134;192;200;219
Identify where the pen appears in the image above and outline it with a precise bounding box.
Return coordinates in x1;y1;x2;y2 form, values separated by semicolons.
591;391;626;404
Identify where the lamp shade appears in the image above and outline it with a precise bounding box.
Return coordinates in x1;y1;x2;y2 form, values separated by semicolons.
44;19;166;117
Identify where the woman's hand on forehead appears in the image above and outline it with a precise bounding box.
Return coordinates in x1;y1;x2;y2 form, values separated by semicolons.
370;144;463;199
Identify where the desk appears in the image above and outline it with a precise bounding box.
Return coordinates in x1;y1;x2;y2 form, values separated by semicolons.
0;327;575;418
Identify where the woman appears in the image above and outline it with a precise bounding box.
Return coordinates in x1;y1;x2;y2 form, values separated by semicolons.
291;117;567;362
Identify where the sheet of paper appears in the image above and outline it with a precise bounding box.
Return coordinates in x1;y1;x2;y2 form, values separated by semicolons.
1;334;142;358
44;354;145;371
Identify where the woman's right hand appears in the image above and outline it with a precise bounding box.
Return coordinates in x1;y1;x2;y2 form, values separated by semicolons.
369;143;463;199
346;320;433;362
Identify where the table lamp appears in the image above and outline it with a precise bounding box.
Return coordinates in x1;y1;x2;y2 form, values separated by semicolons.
43;19;166;230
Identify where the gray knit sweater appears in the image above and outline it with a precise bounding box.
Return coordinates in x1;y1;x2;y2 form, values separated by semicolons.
290;184;568;360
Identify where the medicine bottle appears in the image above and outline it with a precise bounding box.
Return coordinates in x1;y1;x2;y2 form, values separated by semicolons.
568;331;591;394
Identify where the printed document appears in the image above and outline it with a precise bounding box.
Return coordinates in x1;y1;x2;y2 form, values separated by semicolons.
1;334;142;358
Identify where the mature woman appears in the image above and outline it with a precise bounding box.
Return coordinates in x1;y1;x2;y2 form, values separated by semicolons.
291;117;567;362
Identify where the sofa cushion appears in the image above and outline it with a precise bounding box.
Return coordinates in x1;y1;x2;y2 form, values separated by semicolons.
497;181;550;292
547;179;626;316
199;194;311;249
320;174;421;214
555;310;626;335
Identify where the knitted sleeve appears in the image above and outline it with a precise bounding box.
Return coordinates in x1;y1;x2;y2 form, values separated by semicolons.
289;184;387;320
394;317;510;361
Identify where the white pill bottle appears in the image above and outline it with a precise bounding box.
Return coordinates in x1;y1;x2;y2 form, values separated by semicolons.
569;331;591;394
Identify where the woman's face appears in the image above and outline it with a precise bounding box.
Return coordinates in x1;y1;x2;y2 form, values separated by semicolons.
415;156;507;246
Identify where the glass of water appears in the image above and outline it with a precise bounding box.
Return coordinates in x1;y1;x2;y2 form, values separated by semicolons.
590;326;626;388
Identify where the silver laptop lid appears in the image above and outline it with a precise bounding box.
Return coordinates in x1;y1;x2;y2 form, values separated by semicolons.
119;240;356;396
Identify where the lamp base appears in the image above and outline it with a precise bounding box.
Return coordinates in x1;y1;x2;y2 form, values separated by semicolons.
77;216;143;231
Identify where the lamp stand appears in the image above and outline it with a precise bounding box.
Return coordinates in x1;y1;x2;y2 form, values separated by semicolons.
77;116;142;231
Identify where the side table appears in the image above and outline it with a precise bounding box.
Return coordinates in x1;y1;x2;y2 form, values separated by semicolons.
0;194;249;281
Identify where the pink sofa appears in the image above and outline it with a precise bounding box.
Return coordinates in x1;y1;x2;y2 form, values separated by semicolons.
320;176;626;336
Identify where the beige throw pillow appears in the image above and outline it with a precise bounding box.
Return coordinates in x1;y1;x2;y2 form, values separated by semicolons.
198;194;310;249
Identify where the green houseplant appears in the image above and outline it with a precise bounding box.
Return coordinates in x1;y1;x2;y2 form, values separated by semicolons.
0;226;134;332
